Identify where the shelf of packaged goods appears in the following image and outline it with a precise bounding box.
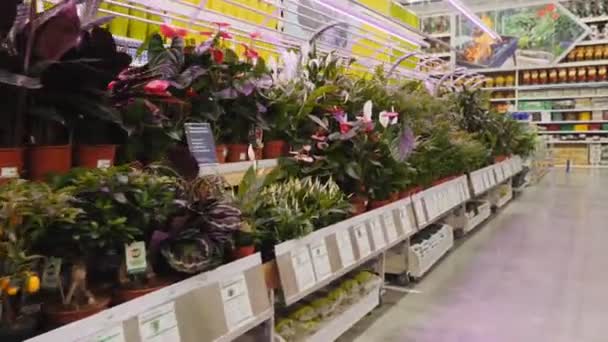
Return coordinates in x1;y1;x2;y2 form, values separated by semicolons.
481;60;608;73
521;108;608;113
547;140;607;144
481;86;516;91
518;81;608;90
536;120;608;124
490;98;516;102
199;159;278;186
519;94;608;101
581;16;608;24
539;130;608;134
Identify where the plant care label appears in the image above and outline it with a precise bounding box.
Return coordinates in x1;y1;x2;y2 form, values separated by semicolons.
138;302;181;342
221;274;253;331
310;240;332;281
41;257;62;289
353;223;371;258
398;206;413;235
369;216;386;250
335;229;355;268
290;246;316;292
0;167;18;178
125;241;147;275
382;212;399;243
78;325;126;342
97;159;112;169
184;122;218;165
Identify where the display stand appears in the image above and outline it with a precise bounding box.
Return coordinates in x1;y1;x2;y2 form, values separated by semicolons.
446;200;492;236
408;224;454;279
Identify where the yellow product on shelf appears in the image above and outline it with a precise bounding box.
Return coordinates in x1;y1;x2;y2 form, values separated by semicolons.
108;3;130;37
147;12;163;36
128;5;148;41
580;112;592;121
574;124;589;131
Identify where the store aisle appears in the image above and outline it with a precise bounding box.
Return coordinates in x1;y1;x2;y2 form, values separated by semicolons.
342;169;608;342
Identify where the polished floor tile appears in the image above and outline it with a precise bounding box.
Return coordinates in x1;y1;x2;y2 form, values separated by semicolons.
341;169;608;342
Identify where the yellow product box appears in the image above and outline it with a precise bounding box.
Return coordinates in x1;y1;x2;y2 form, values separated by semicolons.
580;112;592;121
574;124;589;131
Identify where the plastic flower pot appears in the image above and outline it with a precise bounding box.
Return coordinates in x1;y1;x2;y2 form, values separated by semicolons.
227;144;248;163
216;144;228;164
494;155;508;163
0;147;24;182
44;294;110;327
368;199;391;210
232;246;256;260
76;145;116;169
389;192;400;202
27;145;72;181
262;260;281;290
350;195;368;216
113;278;173;305
263;140;289;159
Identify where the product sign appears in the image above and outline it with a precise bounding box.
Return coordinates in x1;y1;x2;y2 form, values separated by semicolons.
310;240;332;281
125;241;147;275
221;274;254;330
41;257;62;290
184;123;218;165
335;229;355;267
369;216;386;250
290;246;316;292
0;167;18;178
78;325;126;342
353;223;371;258
382;212;399;243
138;302;181;342
97;159;112;169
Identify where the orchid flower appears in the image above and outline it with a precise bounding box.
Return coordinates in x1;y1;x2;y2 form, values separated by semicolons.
379;107;399;128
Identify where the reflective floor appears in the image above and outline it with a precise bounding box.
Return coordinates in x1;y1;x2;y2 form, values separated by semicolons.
341;169;608;342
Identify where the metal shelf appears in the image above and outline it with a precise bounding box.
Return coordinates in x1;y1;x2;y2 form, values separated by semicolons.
581;16;608;24
576;39;608;46
518;81;608;91
536;120;608;124
430;32;451;38
490;98;516;102
482;86;516;91
548;140;607;144
519;94;608;101
521;108;608;113
539;130;608;134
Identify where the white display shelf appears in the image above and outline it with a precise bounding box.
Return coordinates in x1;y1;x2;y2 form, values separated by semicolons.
576;39;608;46
548;140;607;144
490;98;517;102
408;224;454;279
518;81;608;90
554;164;608;169
490;184;513;209
519;94;608;101
529;108;608;113
482;86;516;91
430;52;451;58
538;130;608;134
581;16;608;24
446;201;491;235
430;32;451;38
299;284;381;342
537;120;608;124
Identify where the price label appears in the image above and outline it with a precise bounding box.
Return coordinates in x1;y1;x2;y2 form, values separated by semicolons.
398;206;413;235
290;246;316;292
185;122;218;165
0;167;18;178
41;257;62;289
335;229;355;267
413;198;426;226
310;240;332;281
382;212;398;243
221;274;253;330
369;217;386;250
97;159;112;169
125;241;147;275
353;224;371;258
138;302;181;342
79;325;126;342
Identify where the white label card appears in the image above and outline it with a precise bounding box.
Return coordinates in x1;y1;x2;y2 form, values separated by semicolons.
369;217;386;250
0;167;18;178
97;159;112;169
382;212;399;243
310;240;332;281
41;257;62;289
353;224;371;258
290;246;316;292
221;274;253;330
79;325;126;342
398;206;413;235
125;241;147;275
335;229;355;267
138;302;181;342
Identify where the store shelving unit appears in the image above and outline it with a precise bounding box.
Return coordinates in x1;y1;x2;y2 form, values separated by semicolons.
199;159;278;186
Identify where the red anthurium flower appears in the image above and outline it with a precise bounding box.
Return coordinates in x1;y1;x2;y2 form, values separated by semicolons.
175;28;188;37
200;31;214;36
211;48;225;64
242;44;259;59
219;31;233;39
249;31;262;39
213;22;231;28
144;80;170;96
107;81;117;91
340;122;353;134
160;24;176;37
186;87;197;98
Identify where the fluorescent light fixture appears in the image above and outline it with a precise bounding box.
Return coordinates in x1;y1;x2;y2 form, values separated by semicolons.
445;0;502;41
307;0;429;48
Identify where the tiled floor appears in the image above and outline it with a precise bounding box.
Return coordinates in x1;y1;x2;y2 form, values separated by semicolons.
341;169;608;342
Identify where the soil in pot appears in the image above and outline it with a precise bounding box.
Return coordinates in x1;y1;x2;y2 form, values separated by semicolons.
28;145;72;181
216;144;228;163
350;195;368;216
113;278;174;305
44;294;111;327
0;147;24;182
232;246;255;260
76;145;116;169
263;140;289;159
227;144;248;163
0;316;38;342
369;199;391;210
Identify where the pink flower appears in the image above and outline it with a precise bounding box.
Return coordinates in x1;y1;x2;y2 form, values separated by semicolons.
249;31;262;39
144;80;170;96
340;122;353;134
213;22;231;28
200;31;214;36
219;31;233;39
311;133;327;142
242;44;259;59
107;81;117;91
160;24;188;38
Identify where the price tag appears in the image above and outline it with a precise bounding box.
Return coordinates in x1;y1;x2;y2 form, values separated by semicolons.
413;198;426;226
382;212;398;243
185;122;218;165
290;246;316;292
97;159;112;169
41;257;62;289
221;274;253;330
310;240;332;281
369;217;386;250
335;229;355;267
0;167;18;178
353;224;371;258
138;302;181;342
125;241;147;275
79;325;126;342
